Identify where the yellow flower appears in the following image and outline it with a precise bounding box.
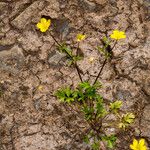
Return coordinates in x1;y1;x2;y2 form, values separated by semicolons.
76;34;86;42
110;30;126;40
36;18;51;32
130;139;147;150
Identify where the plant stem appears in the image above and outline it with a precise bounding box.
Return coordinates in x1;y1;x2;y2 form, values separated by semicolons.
111;40;117;50
49;32;62;47
93;40;117;85
75;63;83;82
93;58;107;85
50;33;83;82
76;42;80;56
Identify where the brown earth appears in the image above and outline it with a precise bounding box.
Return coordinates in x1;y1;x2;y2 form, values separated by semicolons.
0;0;150;150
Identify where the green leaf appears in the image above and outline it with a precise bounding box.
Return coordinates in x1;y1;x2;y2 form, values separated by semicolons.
78;82;97;100
97;46;105;53
58;43;72;56
97;37;112;58
95;94;103;102
102;135;117;149
73;90;85;102
118;123;126;129
55;87;75;103
123;113;135;124
93;81;102;89
96;99;107;118
79;82;91;90
110;100;122;113
91;142;100;150
102;36;110;45
83;135;90;144
119;113;135;129
73;55;83;62
82;105;94;120
67;60;74;66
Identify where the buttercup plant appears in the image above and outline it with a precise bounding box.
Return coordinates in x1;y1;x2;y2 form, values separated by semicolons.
36;18;142;149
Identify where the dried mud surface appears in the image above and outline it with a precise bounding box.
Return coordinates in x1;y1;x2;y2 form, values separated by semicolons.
0;0;150;150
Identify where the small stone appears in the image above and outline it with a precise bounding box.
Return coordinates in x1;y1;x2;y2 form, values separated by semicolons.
95;0;107;5
143;105;150;121
83;0;96;11
27;124;41;135
18;31;43;52
0;45;24;59
11;1;45;29
0;45;24;74
37;70;56;84
0;2;7;11
48;50;66;67
9;0;31;18
40;0;60;18
144;77;150;95
140;120;150;138
0;30;19;45
39;42;52;60
53;19;70;38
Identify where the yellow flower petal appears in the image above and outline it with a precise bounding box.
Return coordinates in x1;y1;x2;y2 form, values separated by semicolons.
130;144;135;150
141;146;147;150
47;19;51;25
139;139;145;147
113;30;119;34
133;139;138;147
36;22;42;29
110;34;116;39
130;139;147;150
142;146;147;150
110;30;126;40
41;18;47;23
40;27;47;32
119;31;125;34
36;18;51;32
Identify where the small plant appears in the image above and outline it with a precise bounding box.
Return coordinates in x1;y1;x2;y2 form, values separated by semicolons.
36;18;137;149
55;81;135;149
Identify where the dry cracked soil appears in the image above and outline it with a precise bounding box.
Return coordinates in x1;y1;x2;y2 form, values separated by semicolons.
0;0;150;150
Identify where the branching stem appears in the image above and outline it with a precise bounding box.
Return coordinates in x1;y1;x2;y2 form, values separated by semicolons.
50;33;83;82
93;58;107;85
93;40;117;85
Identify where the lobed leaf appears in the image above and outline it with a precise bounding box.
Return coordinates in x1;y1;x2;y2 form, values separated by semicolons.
110;100;122;113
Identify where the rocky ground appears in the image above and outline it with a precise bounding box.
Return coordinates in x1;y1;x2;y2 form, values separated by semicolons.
0;0;150;149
